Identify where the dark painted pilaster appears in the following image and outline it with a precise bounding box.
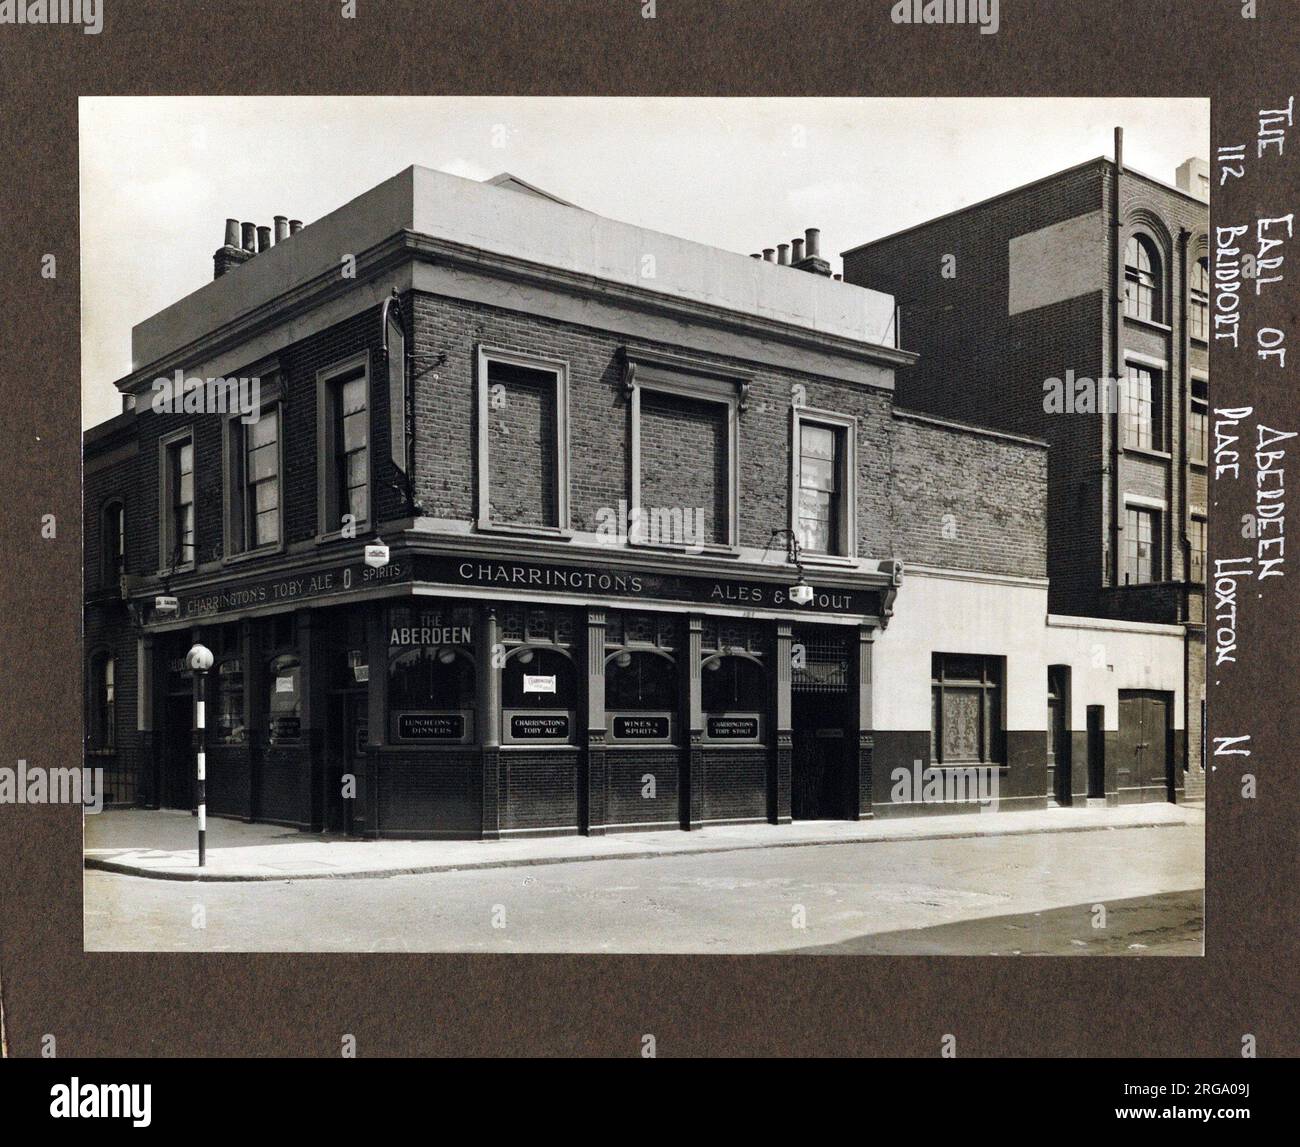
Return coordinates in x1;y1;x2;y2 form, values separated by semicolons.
479;604;501;840
364;600;387;837
771;622;792;824
583;608;607;835
298;608;325;831
682;615;703;830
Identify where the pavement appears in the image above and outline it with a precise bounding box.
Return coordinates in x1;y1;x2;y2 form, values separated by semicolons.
84;802;1203;882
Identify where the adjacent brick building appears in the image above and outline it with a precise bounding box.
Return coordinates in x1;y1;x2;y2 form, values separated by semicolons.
842;134;1208;799
83;164;1187;837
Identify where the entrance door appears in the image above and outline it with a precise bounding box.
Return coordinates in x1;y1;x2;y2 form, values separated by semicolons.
325;692;367;833
162;693;194;810
1117;690;1173;802
790;628;849;820
1047;667;1071;806
1086;705;1105;798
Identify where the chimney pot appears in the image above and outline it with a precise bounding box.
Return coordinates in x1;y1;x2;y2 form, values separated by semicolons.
224;218;241;248
805;228;820;258
792;238;805;262
763;248;775;262
257;225;272;253
241;222;257;252
749;253;762;259
289;219;303;235
777;243;790;266
274;215;289;243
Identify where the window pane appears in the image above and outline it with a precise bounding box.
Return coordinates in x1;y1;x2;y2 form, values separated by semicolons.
249;411;277;448
255;509;279;547
341;376;366;416
342;411;367;451
346;450;367;488
247;442;277;482
254;479;278;513
347;485;367;521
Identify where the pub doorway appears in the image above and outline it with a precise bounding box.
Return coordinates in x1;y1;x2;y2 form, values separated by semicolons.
161;690;194;811
790;627;850;820
325;690;367;833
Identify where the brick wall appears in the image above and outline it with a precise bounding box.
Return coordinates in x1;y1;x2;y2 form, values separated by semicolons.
639;391;729;545
485;362;558;527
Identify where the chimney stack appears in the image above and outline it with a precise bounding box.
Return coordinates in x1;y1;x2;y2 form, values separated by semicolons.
763;248;775;262
257;225;273;253
792;226;831;276
778;243;790;265
274;215;289;243
241;222;257;252
214;217;254;279
792;237;805;262
289;219;303;235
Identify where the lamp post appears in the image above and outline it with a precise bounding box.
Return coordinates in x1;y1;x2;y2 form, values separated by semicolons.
185;643;214;866
768;529;814;605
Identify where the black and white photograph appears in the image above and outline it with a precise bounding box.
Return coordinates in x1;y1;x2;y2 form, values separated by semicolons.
79;95;1209;956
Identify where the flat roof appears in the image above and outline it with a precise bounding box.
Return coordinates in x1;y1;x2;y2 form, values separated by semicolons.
132;165;899;372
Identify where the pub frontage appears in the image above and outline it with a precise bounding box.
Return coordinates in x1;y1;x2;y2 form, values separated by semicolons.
83;163;1192;843
137;546;894;838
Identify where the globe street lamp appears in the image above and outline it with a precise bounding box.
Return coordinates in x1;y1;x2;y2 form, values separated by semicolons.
185;643;214;866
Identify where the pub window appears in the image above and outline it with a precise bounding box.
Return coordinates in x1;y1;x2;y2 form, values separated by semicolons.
1124;233;1161;322
795;417;853;556
1189;515;1207;584
228;406;282;553
1189;377;1208;465
101;499;125;586
702;654;765;743
267;653;302;743
606;649;677;743
930;654;1003;766
160;431;195;570
477;348;569;533
89;652;115;751
1124;505;1161;585
388;642;476;744
316;356;369;536
637;390;730;547
216;658;246;744
501;647;576;744
1189;256;1209;341
1123;366;1161;451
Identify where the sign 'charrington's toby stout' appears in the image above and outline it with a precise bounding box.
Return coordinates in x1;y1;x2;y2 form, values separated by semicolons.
83;164;1193;840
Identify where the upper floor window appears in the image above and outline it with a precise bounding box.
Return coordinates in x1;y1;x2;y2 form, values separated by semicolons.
1123;366;1158;450
1189;515;1206;584
477;348;569;534
160;430;195;570
316;356;370;536
226;407;282;554
1124;234;1161;322
795;416;854;556
1124;504;1161;585
101;499;125;586
1189;256;1209;340
1189;377;1208;465
623;347;745;551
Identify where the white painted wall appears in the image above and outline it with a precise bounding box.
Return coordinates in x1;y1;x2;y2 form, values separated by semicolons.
874;566;1185;732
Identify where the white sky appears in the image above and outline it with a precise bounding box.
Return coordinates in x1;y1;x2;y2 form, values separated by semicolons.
80;96;1209;428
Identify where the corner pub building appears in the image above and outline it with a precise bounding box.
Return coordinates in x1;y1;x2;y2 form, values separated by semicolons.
83;166;1189;840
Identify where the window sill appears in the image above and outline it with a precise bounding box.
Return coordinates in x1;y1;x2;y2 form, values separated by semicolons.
156;562;195;577
222;543;285;567
1122;444;1173;462
1190;335;1209;349
1189;458;1208;471
1123;313;1173;335
799;552;858;568
314;527;371;546
476;521;573;541
627;539;739;558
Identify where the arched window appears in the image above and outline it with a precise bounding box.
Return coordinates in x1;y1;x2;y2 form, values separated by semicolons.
702;654;766;742
1124;234;1161;321
89;652;115;750
102;499;125;587
1189;255;1209;340
388;645;476;742
502;647;576;743
606;649;677;743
